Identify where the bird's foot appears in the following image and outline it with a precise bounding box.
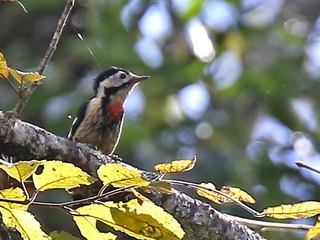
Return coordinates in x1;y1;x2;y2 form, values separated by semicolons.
108;154;123;161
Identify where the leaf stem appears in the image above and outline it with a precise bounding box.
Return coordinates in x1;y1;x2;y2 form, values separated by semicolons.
229;215;312;232
296;161;320;175
4;78;18;94
30;186;132;208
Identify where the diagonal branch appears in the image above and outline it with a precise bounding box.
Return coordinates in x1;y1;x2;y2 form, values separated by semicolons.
0;111;267;240
147;190;266;240
0;111;158;180
12;0;75;115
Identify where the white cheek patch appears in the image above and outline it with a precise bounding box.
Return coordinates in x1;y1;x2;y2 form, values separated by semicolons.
102;76;122;88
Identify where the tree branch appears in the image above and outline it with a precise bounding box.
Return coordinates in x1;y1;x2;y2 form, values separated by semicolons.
12;0;75;115
147;190;266;240
0;111;267;240
0;111;158;181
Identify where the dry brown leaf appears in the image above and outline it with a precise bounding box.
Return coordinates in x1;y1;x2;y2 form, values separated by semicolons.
221;186;256;204
131;188;152;203
196;182;227;204
154;156;196;173
197;183;256;204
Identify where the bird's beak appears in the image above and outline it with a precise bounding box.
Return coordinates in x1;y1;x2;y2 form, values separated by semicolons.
131;74;150;83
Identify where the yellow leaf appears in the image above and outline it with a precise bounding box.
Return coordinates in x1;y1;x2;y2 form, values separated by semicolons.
97;164;150;187
196;182;226;204
197;183;256;204
0;159;43;182
0;207;50;239
221;186;256;204
73;211;117;240
72;199;185;240
131;188;152;202
154;156;197;173
8;68;45;83
306;217;320;240
263;201;320;219
0;187;27;211
33;161;96;191
0;52;9;79
141;180;173;194
131;181;172;202
50;231;81;240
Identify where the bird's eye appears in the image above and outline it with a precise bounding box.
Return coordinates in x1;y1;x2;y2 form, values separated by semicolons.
119;73;127;79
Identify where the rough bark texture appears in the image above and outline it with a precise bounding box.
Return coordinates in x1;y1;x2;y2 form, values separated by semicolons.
0;111;110;176
0;111;267;240
147;190;265;240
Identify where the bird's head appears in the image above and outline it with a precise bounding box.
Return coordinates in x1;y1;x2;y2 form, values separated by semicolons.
93;66;150;98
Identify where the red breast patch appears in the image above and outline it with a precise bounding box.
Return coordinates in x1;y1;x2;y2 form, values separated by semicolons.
108;102;123;120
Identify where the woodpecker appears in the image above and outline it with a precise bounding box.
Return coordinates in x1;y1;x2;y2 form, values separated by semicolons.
68;66;149;154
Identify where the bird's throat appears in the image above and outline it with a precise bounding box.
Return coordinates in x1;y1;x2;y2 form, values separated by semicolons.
108;102;124;120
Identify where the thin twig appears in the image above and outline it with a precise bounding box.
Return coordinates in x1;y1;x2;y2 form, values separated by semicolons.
296;161;320;175
168;179;264;217
21;181;30;200
27;190;40;205
16;0;28;13
37;0;75;74
97;184;110;196
30;186;132;208
229;215;312;232
4;78;18;94
12;0;75;115
0;197;29;205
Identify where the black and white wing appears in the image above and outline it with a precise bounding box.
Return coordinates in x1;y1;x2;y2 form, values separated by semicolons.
67;99;90;140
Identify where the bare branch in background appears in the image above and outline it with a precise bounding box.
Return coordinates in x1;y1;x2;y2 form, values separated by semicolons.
12;0;75;115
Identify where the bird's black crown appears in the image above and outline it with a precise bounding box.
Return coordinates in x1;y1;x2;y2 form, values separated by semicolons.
93;66;130;94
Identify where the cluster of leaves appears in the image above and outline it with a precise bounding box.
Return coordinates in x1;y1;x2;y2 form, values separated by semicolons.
0;158;195;239
1;156;320;240
0;159;184;240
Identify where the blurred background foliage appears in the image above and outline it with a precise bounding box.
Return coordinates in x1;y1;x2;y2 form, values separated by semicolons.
1;0;320;239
